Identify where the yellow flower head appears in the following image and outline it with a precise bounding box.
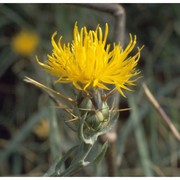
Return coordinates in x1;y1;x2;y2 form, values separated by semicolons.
37;23;142;97
11;30;39;56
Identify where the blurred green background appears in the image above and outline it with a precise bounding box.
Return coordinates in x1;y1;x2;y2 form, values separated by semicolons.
0;3;180;176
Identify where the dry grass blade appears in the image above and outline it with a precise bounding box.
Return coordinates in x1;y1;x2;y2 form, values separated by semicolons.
142;83;180;143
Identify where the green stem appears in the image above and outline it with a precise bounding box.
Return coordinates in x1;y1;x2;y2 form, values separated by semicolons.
59;142;93;176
